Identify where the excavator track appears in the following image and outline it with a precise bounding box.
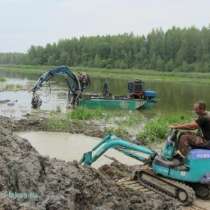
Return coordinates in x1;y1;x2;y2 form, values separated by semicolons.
117;178;207;210
185;205;208;210
117;169;207;210
134;169;195;206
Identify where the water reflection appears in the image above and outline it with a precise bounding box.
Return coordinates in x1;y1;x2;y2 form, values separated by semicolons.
88;79;210;114
1;70;210;116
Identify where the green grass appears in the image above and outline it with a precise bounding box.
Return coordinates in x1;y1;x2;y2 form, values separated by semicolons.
68;107;104;120
46;107;144;137
137;113;192;143
1;64;210;83
47;107;115;130
47;115;69;131
0;65;53;76
0;77;6;82
75;66;210;83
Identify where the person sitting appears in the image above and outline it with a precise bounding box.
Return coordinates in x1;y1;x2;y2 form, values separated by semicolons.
169;101;210;164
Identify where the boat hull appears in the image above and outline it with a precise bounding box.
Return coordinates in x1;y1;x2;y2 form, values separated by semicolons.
79;98;154;110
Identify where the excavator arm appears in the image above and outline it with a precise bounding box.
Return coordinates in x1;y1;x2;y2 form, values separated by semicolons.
31;66;89;108
32;65;81;94
80;134;157;166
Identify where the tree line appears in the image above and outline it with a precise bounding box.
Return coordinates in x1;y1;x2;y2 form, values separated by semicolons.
0;53;26;65
1;25;210;72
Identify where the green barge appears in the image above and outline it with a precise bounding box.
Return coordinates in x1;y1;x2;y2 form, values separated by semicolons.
79;96;155;110
79;80;157;110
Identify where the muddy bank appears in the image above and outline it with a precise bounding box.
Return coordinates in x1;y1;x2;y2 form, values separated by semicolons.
0;121;179;209
0;115;104;137
0;115;136;140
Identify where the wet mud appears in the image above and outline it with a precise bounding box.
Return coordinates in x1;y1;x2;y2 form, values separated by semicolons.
0;119;180;210
0;115;104;138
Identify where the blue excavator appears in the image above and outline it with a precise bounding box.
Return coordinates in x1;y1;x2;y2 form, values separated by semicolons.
80;129;210;206
31;66;90;108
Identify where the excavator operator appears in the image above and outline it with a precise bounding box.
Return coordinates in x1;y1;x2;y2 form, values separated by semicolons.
169;101;210;164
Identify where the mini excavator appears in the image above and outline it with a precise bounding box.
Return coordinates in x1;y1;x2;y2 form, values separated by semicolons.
80;129;210;206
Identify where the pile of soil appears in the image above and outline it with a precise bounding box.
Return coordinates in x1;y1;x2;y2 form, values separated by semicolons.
0;121;180;209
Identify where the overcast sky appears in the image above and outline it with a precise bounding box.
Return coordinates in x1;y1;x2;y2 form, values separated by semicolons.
0;0;210;52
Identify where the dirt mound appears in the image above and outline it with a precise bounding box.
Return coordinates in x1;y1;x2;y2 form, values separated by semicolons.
0;125;179;210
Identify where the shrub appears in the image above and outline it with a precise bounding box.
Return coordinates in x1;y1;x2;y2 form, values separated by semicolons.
69;107;104;120
137;113;191;143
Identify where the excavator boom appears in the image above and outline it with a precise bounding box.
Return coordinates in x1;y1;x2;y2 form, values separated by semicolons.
80;134;157;166
31;66;90;108
32;65;81;94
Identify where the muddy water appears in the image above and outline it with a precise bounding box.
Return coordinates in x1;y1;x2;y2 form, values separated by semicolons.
17;131;141;168
2;71;210;116
0;78;69;119
0;90;68;119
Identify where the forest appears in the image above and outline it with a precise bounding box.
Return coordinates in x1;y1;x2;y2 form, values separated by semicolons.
1;25;210;72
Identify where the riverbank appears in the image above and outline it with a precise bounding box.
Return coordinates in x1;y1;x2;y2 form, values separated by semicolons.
0;109;144;141
0;107;191;145
1;64;210;83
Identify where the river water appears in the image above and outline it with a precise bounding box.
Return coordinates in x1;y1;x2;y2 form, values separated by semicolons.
0;76;69;119
1;70;210;119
